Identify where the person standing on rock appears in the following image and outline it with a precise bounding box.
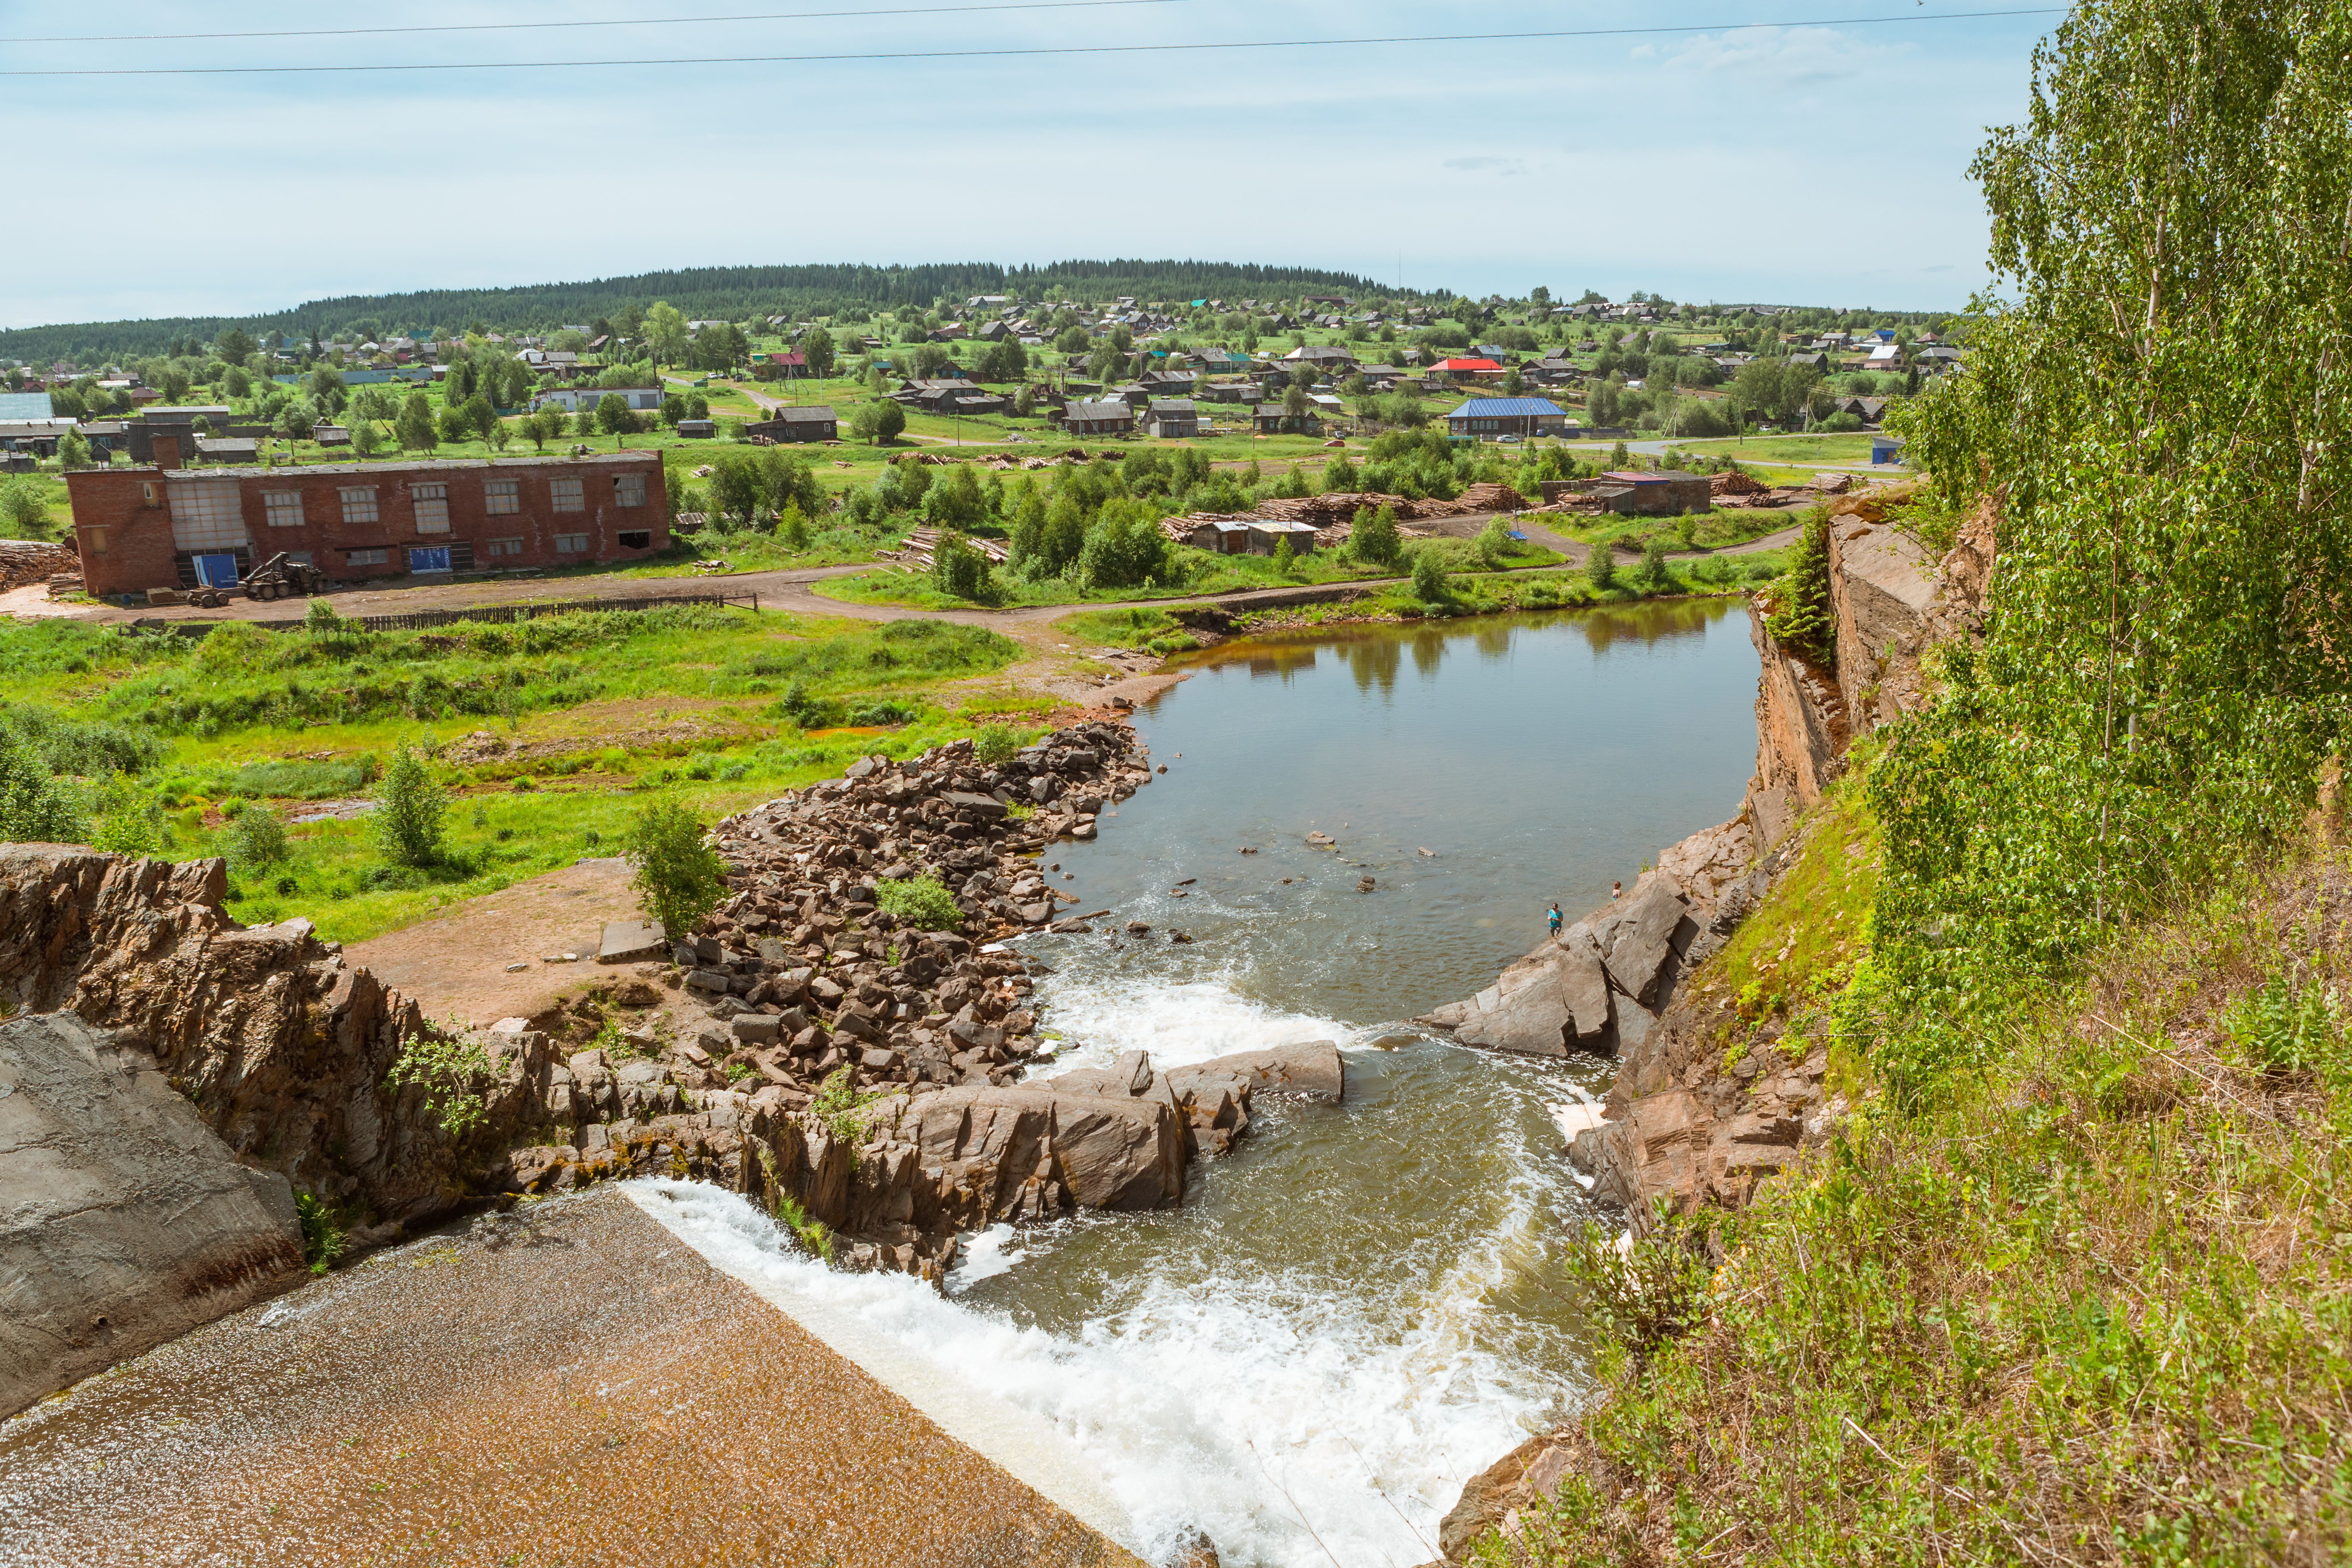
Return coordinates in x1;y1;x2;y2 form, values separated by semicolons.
1547;902;1563;940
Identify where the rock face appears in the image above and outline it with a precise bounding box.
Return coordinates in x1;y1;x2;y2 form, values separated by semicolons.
0;1011;305;1419
1746;610;1848;854
1421;877;1713;1059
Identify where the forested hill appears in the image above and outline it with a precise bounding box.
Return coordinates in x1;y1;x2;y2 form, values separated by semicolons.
0;260;1419;363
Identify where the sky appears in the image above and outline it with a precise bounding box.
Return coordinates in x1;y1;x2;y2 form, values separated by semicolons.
0;1;2058;328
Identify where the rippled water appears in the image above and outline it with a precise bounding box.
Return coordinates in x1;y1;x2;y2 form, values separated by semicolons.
660;600;1763;1567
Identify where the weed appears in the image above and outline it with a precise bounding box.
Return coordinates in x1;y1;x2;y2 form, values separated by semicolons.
296;1192;346;1274
384;1029;494;1140
875;874;962;931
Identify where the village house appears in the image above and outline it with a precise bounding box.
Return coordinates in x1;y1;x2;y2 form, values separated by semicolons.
1058;399;1136;437
1446;397;1571;438
64;444;670;598
1144;399;1199;439
1282;344;1356;369
1428;357;1507;383
745;406;839;442
530;386;664;414
1252;404;1320;435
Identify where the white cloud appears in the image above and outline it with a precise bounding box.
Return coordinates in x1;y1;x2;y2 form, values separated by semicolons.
1657;25;1913;89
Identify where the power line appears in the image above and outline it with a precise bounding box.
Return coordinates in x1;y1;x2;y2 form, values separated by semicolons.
0;9;2070;77
0;0;1187;47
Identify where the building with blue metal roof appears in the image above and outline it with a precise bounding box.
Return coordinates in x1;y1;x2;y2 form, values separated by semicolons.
0;391;55;421
1445;397;1570;438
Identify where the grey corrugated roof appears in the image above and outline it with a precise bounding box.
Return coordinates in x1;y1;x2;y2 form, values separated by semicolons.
121;451;660;478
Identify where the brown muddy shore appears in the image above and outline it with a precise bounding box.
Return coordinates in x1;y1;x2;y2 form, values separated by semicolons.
0;1186;1139;1568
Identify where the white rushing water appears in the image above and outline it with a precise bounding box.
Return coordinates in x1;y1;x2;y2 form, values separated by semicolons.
633;960;1590;1568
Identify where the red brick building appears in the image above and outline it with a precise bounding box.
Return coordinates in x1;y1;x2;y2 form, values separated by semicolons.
65;443;671;597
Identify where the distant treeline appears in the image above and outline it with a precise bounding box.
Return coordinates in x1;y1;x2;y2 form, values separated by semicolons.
0;260;1421;364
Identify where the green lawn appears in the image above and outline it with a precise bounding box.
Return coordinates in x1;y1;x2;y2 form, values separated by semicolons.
0;606;1036;943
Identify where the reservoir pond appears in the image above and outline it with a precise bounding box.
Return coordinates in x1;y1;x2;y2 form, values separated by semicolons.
705;598;1763;1567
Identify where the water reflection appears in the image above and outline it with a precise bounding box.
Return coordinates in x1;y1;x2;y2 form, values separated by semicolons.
1197;598;1740;696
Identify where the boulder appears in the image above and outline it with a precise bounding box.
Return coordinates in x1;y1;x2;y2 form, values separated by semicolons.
0;1012;307;1420
889;1083;1184;1219
1168;1039;1345;1104
1424;926;1613;1058
597;920;667;964
1595;880;1699;1011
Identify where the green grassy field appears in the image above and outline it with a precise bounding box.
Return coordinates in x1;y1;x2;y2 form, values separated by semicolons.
0;605;1040;943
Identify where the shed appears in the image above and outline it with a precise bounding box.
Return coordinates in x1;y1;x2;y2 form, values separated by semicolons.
1244;520;1318;556
676;419;719;439
1183;519;1253;553
1590;469;1712;516
1871;435;1907;465
744;406;838;442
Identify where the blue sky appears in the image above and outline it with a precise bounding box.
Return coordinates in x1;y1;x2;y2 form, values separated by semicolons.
0;1;2055;327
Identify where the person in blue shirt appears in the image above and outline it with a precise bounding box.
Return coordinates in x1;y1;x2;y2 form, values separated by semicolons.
1547;902;1563;939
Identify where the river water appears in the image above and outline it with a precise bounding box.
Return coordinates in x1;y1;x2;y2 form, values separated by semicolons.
648;598;1762;1568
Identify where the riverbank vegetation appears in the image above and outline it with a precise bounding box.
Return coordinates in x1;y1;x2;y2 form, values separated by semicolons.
0;604;1027;943
1509;5;2352;1562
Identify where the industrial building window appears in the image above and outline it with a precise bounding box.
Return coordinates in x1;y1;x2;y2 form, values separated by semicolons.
345;548;389;566
617;529;651;549
613;472;647;508
412;482;451;533
554;532;589;554
338;487;379;525
263;490;304;528
166;479;246;550
550;477;585;513
484;479;520;515
485;537;525;558
83;527;106;555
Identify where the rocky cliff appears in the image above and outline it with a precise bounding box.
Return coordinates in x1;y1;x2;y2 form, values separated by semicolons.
1428;487;2003;1560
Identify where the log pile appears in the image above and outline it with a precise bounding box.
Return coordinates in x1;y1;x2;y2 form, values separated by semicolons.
883;528;1012;570
0;539;74;594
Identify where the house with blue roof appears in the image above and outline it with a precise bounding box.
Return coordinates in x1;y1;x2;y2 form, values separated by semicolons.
1446;397;1569;438
0;391;55;421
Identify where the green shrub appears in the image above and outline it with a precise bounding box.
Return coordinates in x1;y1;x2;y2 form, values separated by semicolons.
1763;507;1835;665
0;732;85;843
973;724;1021;767
373;743;447;867
875;874;963;931
930;530;996;602
1585;546;1619;592
385;1029;494;1140
228;808;290;867
624;800;725;940
1350;503;1402;566
89;775;168;859
296;1192;345;1275
811;1064;884;1146
1472;516;1511;570
1637;535;1673;590
1410;546;1450;602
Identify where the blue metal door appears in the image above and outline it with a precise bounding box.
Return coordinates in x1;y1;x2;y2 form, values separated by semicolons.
407;547;452;574
193;553;238;587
